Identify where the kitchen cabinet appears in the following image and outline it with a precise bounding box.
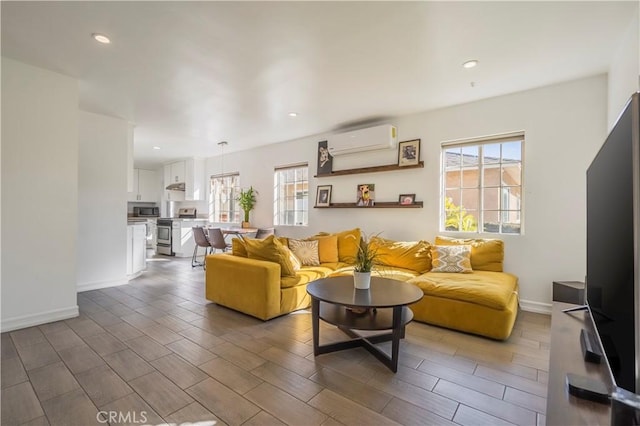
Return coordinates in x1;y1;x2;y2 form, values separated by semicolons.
171;219;208;257
128;168;159;202
163;158;205;201
168;161;185;185
127;223;146;277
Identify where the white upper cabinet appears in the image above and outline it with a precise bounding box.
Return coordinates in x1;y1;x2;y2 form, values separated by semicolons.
185;158;205;201
128;168;159;202
163;158;205;201
169;161;185;184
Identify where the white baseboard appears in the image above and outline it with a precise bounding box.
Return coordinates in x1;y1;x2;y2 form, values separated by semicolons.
1;305;79;332
77;277;129;293
519;299;552;315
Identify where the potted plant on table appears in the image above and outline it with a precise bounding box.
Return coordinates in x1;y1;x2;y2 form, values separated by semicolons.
237;186;258;228
353;234;379;290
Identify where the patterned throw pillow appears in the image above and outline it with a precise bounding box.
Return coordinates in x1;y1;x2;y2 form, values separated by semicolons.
431;245;473;273
288;239;320;266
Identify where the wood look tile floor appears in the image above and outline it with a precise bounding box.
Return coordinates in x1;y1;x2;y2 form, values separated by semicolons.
1;253;550;426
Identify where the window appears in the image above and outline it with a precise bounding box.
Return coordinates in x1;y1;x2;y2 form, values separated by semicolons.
274;164;308;226
442;133;523;234
209;173;240;223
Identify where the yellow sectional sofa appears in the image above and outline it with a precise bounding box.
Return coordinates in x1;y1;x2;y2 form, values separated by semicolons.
204;230;519;340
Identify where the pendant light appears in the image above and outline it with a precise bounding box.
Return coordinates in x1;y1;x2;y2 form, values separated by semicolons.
218;141;228;202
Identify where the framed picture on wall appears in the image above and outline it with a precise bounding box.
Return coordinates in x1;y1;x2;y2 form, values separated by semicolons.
356;183;375;206
398;139;421;167
316;185;332;207
316;140;333;175
399;194;415;205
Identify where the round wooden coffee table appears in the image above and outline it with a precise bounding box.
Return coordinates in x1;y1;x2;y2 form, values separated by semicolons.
306;275;423;372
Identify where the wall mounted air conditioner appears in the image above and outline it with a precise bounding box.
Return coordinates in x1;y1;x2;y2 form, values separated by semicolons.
327;124;397;156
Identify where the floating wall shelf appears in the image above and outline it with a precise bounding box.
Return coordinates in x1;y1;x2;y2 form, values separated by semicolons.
314;201;423;209
314;161;424;178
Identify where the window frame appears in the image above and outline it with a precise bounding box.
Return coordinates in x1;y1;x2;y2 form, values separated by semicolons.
440;132;524;235
273;163;309;227
209;172;241;223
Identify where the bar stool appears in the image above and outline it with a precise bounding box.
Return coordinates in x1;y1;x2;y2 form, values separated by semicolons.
192;227;211;268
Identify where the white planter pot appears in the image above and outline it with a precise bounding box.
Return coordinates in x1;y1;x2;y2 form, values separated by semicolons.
353;271;371;289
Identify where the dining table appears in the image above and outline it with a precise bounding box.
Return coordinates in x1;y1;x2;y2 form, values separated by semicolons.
220;227;258;240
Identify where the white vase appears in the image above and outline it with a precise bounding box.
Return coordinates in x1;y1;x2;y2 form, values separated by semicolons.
353;271;371;289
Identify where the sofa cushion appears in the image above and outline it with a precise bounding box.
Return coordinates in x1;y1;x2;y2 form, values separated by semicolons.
280;266;335;288
335;228;361;263
244;235;296;277
327;265;419;282
373;265;420;282
408;271;518;310
370;237;432;273
308;235;339;263
288;239;320;266
431;245;473;273
435;236;504;272
232;238;248;257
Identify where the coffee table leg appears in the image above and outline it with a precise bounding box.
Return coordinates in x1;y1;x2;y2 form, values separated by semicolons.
390;306;403;372
312;298;320;356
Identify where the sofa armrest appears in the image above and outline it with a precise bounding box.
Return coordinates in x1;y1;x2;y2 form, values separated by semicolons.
205;254;282;320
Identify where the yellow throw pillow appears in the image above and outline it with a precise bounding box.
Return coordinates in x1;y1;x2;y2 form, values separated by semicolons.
244;235;296;277
334;228;361;263
288;239;320;266
232;238;248;257
370;237;432;273
308;235;339;264
435;236;504;272
431;245;473;273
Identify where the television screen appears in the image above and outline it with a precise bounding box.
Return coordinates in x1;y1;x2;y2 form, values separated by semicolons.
586;93;639;394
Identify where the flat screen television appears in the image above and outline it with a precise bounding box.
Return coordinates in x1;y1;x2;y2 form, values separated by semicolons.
586;92;639;394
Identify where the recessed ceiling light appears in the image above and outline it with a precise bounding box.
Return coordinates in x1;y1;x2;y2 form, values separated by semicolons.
288;112;298;117
463;60;478;69
153;146;161;150
92;33;111;44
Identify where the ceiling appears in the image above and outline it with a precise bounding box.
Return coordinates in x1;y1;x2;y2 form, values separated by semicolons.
1;1;637;168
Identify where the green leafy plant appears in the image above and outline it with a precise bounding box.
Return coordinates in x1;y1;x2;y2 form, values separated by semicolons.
444;197;477;231
236;186;258;223
353;233;380;273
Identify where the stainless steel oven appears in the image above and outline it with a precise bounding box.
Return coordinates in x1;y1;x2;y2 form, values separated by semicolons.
156;209;198;256
156;219;173;255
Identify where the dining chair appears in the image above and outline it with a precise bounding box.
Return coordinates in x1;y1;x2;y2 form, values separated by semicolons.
208;228;232;253
254;227;275;239
192;227;212;268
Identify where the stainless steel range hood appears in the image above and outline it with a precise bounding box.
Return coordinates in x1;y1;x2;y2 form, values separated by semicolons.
165;182;185;191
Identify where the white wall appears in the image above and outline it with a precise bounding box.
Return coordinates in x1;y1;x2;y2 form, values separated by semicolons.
205;75;608;312
77;111;129;291
1;58;79;331
608;9;640;129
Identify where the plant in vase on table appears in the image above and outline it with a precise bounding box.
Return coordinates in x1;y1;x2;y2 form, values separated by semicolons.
237;186;257;228
353;233;380;290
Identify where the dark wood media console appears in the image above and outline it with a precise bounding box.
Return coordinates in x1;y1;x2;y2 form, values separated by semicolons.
547;302;613;425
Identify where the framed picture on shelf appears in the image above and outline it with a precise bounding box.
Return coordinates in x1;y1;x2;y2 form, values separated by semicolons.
316;185;332;207
398;139;421;167
356;183;375;206
316;140;333;175
399;194;415;205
